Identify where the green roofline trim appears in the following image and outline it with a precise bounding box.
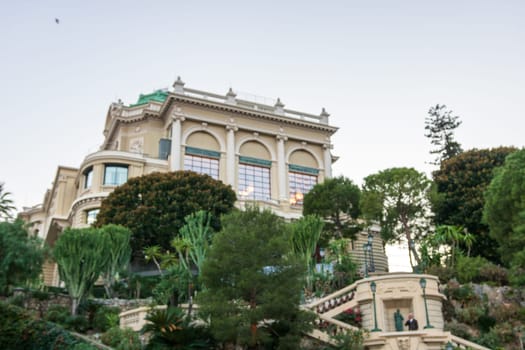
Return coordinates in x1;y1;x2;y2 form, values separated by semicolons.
130;90;168;107
289;164;319;175
239;156;272;167
185;146;221;159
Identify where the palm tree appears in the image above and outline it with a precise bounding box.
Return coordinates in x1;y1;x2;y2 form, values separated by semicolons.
0;183;15;220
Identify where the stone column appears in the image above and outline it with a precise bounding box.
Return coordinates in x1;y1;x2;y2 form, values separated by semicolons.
324;143;333;179
170;110;185;171
276;134;288;202
226;124;238;187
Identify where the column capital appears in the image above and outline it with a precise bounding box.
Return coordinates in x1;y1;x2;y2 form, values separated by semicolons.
172;108;186;122
226;124;238;132
276;134;288;142
323;143;333;150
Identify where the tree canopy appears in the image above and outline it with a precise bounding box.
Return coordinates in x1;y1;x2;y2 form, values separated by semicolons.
483;148;525;267
198;206;313;349
361;167;433;269
432;147;516;262
0;220;45;295
96;171;236;259
425;104;463;165
303;176;361;242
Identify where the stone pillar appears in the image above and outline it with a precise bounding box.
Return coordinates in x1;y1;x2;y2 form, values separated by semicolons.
170;110;185;171
226;124;238;187
276;134;288;202
323;143;333;179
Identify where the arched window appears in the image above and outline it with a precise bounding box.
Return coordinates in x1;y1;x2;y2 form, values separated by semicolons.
184;132;220;179
288;150;319;205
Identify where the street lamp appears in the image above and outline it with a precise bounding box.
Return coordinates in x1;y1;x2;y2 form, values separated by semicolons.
370;281;382;332
362;243;369;278
419;278;434;329
367;232;375;272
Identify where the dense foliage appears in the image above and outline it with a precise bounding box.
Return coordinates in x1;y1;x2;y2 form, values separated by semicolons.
303;176;361;242
0;220;45;295
432;147;516;262
198;207;314;349
484;148;525;270
96;171;236;259
0;301;96;350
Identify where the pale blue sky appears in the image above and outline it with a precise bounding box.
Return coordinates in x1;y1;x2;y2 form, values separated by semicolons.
1;0;524;211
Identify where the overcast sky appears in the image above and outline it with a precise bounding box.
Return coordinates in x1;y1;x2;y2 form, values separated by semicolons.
1;0;524;214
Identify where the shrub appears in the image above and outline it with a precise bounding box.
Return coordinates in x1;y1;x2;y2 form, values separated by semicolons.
425;265;455;284
446;283;479;306
93;305;121;332
479;263;508;285
65;314;90;333
444;321;472;340
454;255;488;284
490;303;520;323
334;307;362;328
101;326;142;350
45;304;70;325
456;306;484;326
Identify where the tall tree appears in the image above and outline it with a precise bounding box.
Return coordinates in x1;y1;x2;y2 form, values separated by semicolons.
54;227;107;315
361;168;433;269
425;104;463;165
0;220;45;295
198;207;314;349
100;224;132;298
483;148;525;266
0;183;16;220
303;176;361;242
96;171;236;260
432;147;516;262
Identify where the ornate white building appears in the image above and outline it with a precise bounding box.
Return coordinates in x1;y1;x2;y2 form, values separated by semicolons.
20;77;387;285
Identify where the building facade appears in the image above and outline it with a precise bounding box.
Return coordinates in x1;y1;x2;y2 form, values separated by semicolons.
20;77;387;286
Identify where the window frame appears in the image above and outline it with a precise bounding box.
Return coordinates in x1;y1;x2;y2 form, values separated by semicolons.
103;164;129;186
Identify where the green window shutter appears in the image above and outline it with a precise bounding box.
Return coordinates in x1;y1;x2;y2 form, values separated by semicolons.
185;146;221;159
289;164;319;175
239;156;272;167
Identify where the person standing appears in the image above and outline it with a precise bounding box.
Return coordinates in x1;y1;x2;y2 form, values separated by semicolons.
405;312;419;330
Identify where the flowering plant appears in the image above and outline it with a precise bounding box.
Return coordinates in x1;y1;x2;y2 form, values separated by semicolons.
335;307;362;328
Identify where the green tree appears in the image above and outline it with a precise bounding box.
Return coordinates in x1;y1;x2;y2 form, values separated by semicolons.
96;171;236;260
0;220;45;295
303;176;361;242
483;148;525;266
361;168;433;270
53;227;107;315
425;104;463;165
0;183;16;220
100;225;132;298
198;207;314;349
433;147;516;262
290;215;324;291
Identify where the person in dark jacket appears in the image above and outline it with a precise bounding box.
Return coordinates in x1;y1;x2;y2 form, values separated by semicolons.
405;312;419;330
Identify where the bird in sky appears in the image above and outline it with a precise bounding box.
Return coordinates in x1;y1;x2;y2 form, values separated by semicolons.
55;18;59;24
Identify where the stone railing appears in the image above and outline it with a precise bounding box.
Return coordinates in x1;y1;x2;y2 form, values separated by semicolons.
305;282;358;316
450;335;491;350
119;303;198;332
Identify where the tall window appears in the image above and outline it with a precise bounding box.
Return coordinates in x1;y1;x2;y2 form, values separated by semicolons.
184;147;220;180
238;157;271;201
86;208;100;225
104;164;128;186
289;164;318;205
83;167;93;189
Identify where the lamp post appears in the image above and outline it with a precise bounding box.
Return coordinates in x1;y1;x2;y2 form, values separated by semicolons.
419;278;434;329
362;244;369;278
367;232;375;272
370;281;382;332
